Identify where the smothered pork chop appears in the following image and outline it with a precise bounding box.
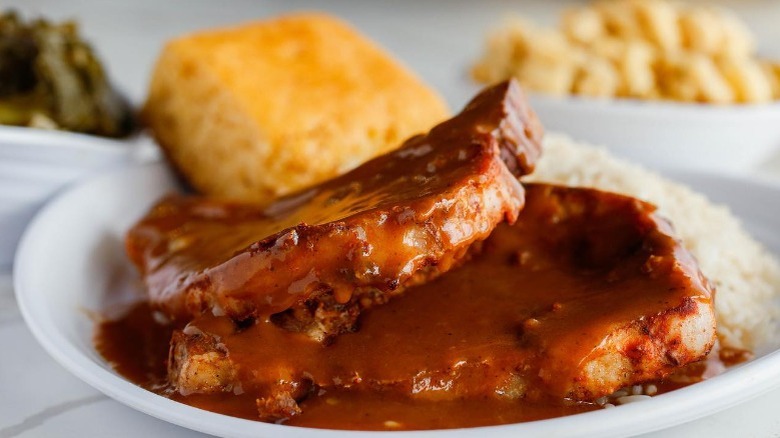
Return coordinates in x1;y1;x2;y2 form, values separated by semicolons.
126;80;542;343
166;184;715;425
107;81;719;430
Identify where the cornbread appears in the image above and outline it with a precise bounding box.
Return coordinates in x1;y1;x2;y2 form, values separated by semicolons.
144;13;449;203
473;0;780;104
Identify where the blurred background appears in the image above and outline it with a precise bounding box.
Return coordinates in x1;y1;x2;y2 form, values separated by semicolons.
6;0;780;172
3;2;780;436
5;0;780;107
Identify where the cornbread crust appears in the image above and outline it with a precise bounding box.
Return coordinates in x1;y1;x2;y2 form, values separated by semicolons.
143;13;449;203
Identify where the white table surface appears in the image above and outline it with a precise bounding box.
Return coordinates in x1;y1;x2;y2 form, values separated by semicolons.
2;1;780;437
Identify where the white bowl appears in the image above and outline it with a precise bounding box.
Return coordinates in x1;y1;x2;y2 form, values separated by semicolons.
528;94;780;172
0;126;138;268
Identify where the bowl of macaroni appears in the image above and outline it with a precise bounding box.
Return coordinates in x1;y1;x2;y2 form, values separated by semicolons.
472;0;780;172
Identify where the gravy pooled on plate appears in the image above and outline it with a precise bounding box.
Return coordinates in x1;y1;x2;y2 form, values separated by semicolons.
98;184;716;429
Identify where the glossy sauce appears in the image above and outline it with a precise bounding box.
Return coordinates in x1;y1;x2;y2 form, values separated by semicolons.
97;185;723;430
95;303;741;430
124;81;541;324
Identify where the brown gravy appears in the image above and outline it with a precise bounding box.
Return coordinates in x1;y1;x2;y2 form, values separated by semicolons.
95;301;742;430
124;80;541;327
96;184;728;430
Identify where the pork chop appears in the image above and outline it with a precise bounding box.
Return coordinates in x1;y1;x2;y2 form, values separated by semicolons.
126;80;543;341
166;184;716;421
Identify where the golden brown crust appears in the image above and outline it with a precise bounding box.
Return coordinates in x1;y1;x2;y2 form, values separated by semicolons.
143;13;450;203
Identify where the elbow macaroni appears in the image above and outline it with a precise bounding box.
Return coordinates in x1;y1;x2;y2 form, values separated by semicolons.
472;0;780;104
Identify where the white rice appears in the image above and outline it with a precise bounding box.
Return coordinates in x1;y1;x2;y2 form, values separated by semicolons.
597;383;657;406
525;133;780;351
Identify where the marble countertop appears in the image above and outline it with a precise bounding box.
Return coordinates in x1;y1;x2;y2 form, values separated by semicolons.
2;1;780;437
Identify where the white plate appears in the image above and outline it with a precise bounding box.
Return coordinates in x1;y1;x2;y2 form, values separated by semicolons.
13;162;780;438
